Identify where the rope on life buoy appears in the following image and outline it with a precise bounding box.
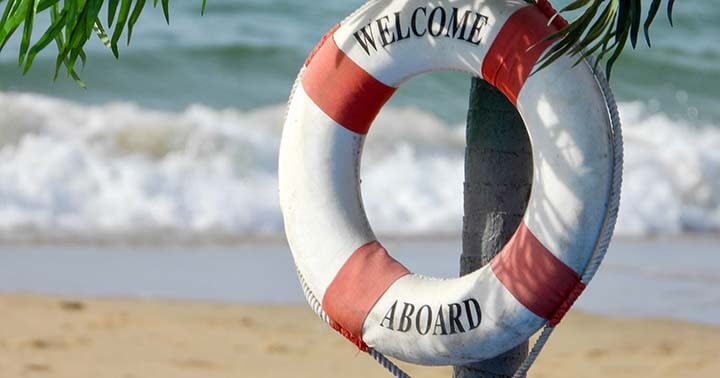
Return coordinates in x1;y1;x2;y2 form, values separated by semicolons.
512;57;623;378
297;269;411;377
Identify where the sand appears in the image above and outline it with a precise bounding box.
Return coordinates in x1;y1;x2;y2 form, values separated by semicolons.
0;294;717;378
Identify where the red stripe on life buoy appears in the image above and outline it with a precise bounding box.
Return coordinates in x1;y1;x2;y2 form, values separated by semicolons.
302;31;396;135
304;24;341;67
491;223;581;320
481;4;564;105
323;241;410;347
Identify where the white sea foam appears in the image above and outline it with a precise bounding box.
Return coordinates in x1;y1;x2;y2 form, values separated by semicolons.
616;103;720;235
0;92;718;240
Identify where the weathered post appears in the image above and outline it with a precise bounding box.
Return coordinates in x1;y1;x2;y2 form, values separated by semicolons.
453;78;532;377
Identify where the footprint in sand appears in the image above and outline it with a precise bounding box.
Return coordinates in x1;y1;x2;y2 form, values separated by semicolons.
58;300;85;312
586;348;609;359
654;341;677;356
264;343;291;354
24;363;51;372
27;338;67;350
173;359;216;369
240;316;255;327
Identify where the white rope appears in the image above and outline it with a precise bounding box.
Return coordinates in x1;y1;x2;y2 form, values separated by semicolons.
511;58;624;378
296;269;413;378
512;326;556;378
579;59;624;287
368;348;412;378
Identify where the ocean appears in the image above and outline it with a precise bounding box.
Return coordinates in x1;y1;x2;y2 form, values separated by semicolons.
0;0;719;240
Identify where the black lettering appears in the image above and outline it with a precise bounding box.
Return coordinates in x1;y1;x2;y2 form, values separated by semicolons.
466;13;489;45
411;7;427;37
428;7;447;37
394;12;411;41
432;306;448;335
463;298;482;330
398;302;415;332
448;303;465;334
354;9;489;54
446;7;472;39
380;300;398;329
375;15;396;47
415;305;432;335
353;23;378;55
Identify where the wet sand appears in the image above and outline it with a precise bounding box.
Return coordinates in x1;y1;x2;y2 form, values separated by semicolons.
0;294;717;377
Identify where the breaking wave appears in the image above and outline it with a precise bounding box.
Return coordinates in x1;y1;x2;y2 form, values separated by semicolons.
0;92;718;241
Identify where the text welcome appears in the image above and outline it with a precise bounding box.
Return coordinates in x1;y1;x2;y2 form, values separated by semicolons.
353;7;490;56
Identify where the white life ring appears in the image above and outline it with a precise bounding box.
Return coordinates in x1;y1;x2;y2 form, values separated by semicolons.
279;0;622;366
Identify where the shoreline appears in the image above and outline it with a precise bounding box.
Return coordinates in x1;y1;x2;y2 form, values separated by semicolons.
0;232;719;247
1;238;718;327
0;293;717;378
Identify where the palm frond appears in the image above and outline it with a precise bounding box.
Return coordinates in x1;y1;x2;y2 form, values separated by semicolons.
537;0;677;78
0;0;206;86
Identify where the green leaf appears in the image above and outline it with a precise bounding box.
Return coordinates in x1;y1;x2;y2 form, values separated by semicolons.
559;0;593;13
127;0;146;44
535;0;601;72
107;0;119;26
644;0;662;47
629;0;641;48
84;0;102;37
571;0;617;56
606;27;628;78
68;65;86;87
37;0;57;12
49;2;64;78
667;0;676;26
64;6;88;71
0;0;19;29
23;7;65;73
0;0;27;51
615;0;631;43
78;46;86;67
109;0;130;58
0;1;14;28
161;0;168;23
593;30;615;72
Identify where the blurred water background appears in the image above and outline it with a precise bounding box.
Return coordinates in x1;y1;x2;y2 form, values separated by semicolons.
0;0;718;241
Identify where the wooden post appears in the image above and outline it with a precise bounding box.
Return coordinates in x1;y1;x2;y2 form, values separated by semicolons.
453;78;532;377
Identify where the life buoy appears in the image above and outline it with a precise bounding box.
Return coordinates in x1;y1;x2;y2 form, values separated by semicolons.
279;0;622;367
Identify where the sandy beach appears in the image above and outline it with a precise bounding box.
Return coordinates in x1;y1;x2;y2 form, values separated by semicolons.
0;294;717;378
0;1;718;378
